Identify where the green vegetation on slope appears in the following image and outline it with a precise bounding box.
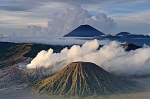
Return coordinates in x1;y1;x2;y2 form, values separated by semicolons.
0;42;17;51
0;44;32;69
0;44;31;63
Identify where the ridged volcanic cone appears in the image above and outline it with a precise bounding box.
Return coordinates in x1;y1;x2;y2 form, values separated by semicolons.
28;62;134;97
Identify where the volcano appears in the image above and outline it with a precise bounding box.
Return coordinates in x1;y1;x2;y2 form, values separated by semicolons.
28;62;135;97
63;25;105;37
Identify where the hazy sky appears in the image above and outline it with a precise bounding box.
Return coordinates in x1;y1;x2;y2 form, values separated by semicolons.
0;0;150;36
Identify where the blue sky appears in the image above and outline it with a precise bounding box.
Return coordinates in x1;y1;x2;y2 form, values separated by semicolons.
0;0;150;36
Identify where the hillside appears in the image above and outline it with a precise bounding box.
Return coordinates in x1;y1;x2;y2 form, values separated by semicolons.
0;42;72;88
116;32;131;36
24;44;72;58
28;62;135;97
0;64;53;88
0;44;31;69
0;42;73;68
0;42;17;51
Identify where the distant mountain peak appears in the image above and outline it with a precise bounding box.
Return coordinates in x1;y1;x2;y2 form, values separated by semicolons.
116;32;131;36
64;25;105;37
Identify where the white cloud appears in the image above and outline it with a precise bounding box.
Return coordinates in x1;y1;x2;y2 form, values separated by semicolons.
112;11;150;34
0;0;149;35
0;36;110;45
27;39;150;76
28;6;116;37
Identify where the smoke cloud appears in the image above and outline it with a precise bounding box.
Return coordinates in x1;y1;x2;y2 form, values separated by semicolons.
27;39;150;76
28;6;116;37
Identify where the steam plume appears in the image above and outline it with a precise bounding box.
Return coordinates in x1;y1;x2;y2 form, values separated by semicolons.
27;39;150;76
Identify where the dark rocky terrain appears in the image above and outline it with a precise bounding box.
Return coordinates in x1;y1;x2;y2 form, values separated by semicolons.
0;64;54;88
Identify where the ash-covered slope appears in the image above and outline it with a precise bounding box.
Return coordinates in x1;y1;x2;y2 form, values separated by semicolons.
64;25;105;37
0;64;53;88
28;62;135;97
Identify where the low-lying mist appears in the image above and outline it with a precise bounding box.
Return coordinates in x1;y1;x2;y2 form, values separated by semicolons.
27;39;150;76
